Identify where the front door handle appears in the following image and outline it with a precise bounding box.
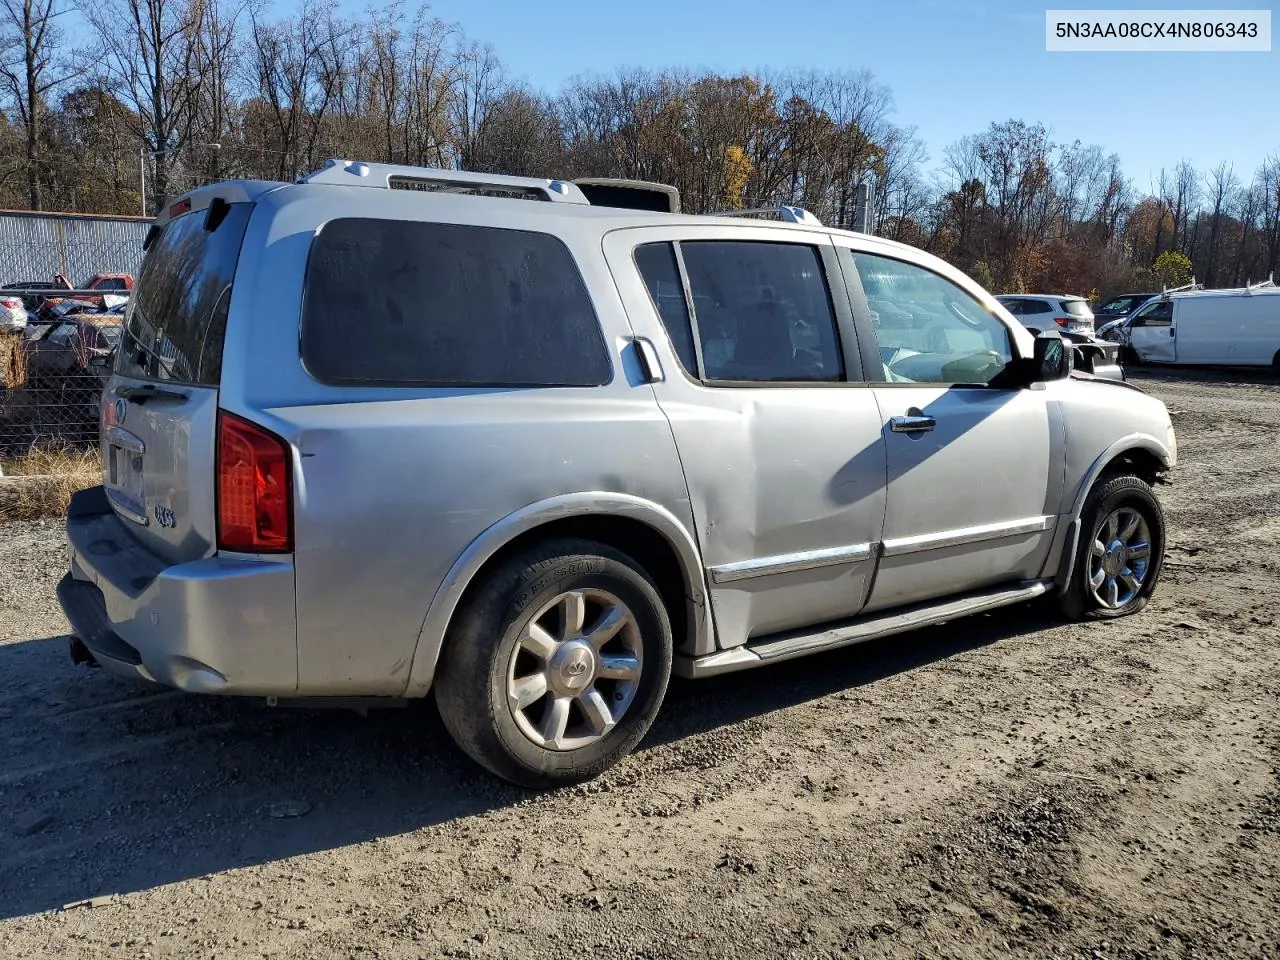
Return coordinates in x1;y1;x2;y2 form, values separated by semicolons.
889;415;936;434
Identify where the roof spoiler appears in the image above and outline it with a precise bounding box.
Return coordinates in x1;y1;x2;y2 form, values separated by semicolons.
571;178;681;214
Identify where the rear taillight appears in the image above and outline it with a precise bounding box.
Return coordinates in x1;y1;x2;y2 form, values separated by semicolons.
1054;317;1071;327
216;410;293;553
0;297;20;309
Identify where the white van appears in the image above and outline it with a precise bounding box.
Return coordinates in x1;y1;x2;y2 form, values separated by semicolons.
1128;283;1280;367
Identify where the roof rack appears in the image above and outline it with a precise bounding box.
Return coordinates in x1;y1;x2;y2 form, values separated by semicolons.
1161;278;1203;296
711;205;823;227
1244;274;1276;293
298;159;589;204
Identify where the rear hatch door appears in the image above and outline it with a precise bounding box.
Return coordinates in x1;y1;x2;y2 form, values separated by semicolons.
102;196;253;564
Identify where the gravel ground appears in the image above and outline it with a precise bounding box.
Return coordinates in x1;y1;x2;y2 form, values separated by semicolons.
1;368;1278;960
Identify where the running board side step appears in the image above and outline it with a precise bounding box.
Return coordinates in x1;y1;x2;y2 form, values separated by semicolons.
673;581;1051;679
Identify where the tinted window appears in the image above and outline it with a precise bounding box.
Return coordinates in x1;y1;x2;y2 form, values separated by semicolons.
119;202;252;385
634;243;696;374
301;219;610;387
1061;300;1090;317
849;252;1013;385
674;241;843;383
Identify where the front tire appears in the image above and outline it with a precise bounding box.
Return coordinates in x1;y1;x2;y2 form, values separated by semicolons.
434;538;673;788
1058;474;1166;621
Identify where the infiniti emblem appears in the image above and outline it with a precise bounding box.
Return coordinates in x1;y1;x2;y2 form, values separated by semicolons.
565;659;588;677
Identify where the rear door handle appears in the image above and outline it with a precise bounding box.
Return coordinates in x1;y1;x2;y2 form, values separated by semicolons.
889;415;936;434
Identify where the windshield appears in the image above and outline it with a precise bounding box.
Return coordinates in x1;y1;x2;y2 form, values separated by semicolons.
1099;295;1149;314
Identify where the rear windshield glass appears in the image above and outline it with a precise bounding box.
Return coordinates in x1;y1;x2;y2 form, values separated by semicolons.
299;218;610;387
117;202;252;385
1061;300;1091;317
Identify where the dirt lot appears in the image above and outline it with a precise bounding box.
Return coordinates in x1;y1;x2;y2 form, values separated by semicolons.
1;368;1278;960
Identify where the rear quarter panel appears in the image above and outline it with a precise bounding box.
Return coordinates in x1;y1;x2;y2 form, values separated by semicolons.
220;188;696;696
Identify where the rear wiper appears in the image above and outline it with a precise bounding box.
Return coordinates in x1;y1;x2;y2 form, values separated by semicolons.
114;383;190;404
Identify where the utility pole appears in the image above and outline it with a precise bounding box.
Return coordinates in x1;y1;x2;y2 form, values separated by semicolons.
851;177;876;234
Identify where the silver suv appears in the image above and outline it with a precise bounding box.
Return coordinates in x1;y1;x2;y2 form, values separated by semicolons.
58;161;1177;787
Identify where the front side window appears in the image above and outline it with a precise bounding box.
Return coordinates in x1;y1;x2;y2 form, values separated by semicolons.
848;251;1014;385
301;219;611;387
634;240;844;383
1132;300;1173;327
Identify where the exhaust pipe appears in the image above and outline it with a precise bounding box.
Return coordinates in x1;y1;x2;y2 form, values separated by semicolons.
68;635;100;668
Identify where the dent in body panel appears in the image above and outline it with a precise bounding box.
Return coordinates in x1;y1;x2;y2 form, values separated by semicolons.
402;490;711;698
664;390;888;646
865;384;1058;613
1035;379;1175;588
279;394;694;695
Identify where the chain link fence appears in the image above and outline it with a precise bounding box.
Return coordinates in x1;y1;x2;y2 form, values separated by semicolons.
0;210;148;472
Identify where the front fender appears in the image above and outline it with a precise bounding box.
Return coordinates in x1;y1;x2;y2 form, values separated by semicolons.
1049;433;1175;593
401;492;712;697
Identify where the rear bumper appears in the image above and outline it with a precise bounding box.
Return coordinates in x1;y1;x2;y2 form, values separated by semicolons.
61;486;298;695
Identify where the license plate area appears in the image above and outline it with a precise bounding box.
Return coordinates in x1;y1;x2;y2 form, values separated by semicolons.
105;425;146;520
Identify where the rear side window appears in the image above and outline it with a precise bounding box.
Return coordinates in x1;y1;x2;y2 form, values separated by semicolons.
635;240;843;383
1060;300;1090;317
118;202;252;385
633;243;697;373
300;218;610;387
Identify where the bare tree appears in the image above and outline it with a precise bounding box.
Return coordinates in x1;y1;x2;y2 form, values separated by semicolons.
0;0;76;208
1200;163;1239;286
247;0;354;180
189;0;251;184
82;0;205;211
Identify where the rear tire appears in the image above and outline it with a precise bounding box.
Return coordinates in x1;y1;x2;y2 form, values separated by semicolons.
1058;474;1166;621
434;538;673;789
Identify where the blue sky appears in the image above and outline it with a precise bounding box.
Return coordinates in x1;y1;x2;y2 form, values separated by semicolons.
417;0;1278;189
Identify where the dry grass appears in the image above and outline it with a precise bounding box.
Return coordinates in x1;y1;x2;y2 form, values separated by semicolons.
0;445;101;521
1;331;28;389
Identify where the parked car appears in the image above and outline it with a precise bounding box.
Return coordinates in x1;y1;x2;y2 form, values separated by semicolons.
2;279;60;312
11;313;121;386
1124;281;1280;367
0;294;28;333
59;161;1177;788
1093;292;1157;328
997;294;1096;336
34;272;134;321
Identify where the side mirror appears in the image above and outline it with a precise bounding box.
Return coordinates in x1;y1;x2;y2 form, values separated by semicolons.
88;353;111;370
1032;330;1073;382
1129;315;1145;328
988;330;1073;390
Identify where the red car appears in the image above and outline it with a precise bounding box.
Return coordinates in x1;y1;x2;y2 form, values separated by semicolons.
35;273;134;320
